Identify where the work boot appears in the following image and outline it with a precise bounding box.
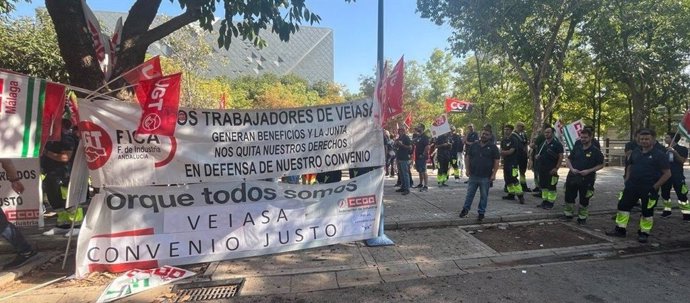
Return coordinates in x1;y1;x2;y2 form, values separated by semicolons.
502;194;516;200
518;195;525;204
661;210;672;218
576;218;586;225
477;214;485;222
542;201;554;210
522;184;531;192
605;226;627;238
637;230;649;243
459;208;469;218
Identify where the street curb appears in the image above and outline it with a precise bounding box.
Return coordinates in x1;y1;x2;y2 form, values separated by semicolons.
386;209;618;230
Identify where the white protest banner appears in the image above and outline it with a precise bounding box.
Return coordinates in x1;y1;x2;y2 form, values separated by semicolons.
430;114;451;137
96;265;195;303
0;158;42;227
78;98;383;187
75;168;384;277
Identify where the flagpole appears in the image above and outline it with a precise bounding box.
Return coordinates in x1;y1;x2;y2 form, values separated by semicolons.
366;0;395;247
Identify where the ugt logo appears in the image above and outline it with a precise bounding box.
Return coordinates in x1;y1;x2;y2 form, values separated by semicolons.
78;121;112;170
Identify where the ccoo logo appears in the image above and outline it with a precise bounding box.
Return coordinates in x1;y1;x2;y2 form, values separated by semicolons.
78;121;113;170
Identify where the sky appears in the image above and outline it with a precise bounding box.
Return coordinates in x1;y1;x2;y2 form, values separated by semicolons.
11;0;454;92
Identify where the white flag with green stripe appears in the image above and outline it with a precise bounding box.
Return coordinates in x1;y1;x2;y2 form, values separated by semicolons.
562;119;584;150
0;71;66;158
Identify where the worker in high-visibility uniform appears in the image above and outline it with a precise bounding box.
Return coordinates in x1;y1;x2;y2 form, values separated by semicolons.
607;128;671;243
500;124;525;204
535;126;563;209
563;128;604;224
660;132;690;220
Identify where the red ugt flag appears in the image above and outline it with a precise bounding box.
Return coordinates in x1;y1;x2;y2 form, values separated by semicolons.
135;73;181;136
382;57;404;121
123;56;163;87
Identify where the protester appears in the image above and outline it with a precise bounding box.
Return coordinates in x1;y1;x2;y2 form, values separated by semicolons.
463;124;479;184
607;128;671;243
435;130;452;187
450;126;464;181
0;159;37;269
535;126;563;209
41;119;80;236
514;122;530;192
459;129;500;222
384;130;397;178
563;128;604;224
413;124;430;192
395;126;413;195
501;124;525;204
660;132;689;220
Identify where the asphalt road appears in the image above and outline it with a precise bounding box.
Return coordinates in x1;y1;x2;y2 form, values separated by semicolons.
228;250;690;303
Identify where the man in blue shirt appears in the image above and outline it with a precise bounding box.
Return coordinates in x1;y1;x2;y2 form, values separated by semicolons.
459;129;500;222
607;128;671;243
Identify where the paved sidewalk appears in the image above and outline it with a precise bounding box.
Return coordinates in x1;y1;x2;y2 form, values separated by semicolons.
4;167;690;301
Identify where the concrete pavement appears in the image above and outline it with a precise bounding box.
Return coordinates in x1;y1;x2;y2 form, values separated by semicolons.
2;167;690;301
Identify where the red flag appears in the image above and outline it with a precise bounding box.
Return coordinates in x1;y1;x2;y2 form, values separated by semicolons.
122;56;163;87
135;73;181;136
382;56;404;122
41;82;67;145
445;97;473;113
404;112;412;129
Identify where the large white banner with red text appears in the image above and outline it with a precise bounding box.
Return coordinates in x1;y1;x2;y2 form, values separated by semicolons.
75;169;384;277
78;98;382;187
0;158;42;227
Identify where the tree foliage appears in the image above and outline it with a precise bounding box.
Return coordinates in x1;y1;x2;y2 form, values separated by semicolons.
44;0;347;92
0;9;68;82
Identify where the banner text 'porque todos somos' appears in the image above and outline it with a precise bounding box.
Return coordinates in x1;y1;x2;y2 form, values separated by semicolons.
75;170;384;277
78;98;383;187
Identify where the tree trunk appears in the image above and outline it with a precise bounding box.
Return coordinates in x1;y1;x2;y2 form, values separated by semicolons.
46;0;105;91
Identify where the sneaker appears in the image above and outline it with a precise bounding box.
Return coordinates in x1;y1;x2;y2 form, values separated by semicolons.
42;227;70;236
463;180;469;184
420;186;429;192
577;218;586;225
2;250;37;270
477;214;485;222
459;208;469;218
637;231;649;243
64;228;80;237
661;211;672;218
502;195;516;200
401;190;410;195
394;183;401;187
605;226;627;238
415;184;424;189
439;183;449;187
395;188;406;192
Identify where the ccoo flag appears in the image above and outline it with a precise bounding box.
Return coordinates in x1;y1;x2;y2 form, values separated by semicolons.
0;70;66;158
679;109;690;140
